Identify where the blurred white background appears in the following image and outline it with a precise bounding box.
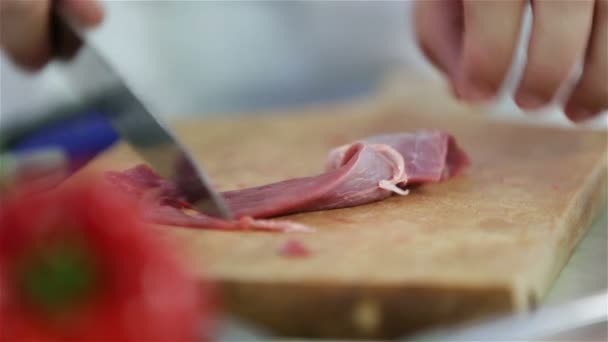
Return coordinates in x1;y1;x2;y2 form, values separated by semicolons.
1;1;605;129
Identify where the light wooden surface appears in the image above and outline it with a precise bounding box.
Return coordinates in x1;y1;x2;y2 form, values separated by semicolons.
86;79;607;339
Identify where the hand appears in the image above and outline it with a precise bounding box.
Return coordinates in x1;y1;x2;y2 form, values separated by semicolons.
415;0;607;122
0;0;104;70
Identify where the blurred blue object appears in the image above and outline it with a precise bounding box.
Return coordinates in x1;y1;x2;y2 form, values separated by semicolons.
11;111;119;170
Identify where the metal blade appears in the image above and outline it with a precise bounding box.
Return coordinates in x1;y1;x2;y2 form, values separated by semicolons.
52;13;232;219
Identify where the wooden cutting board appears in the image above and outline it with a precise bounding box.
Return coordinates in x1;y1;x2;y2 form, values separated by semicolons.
86;78;607;339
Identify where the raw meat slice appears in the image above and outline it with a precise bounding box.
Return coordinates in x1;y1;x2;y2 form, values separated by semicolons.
223;143;400;217
106;130;470;232
106;165;313;233
327;131;470;184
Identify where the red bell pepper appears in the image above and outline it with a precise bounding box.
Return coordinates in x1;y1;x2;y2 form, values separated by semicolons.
0;178;214;341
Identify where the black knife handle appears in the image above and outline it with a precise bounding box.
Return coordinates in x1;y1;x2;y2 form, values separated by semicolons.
50;2;83;61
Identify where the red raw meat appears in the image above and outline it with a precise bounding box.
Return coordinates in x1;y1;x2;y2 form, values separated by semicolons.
327;131;470;184
106;130;470;232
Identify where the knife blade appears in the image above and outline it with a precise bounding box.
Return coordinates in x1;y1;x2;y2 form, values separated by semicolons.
51;10;232;219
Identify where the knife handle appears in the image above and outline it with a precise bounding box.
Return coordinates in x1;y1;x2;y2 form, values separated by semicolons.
9;111;118;170
50;2;83;61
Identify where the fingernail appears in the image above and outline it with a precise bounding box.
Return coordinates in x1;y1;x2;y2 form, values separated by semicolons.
565;104;594;122
515;92;547;110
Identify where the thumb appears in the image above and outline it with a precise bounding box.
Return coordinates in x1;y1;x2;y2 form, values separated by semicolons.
61;0;104;27
0;0;52;70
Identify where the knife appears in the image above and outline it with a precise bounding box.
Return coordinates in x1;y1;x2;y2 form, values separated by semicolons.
51;9;233;219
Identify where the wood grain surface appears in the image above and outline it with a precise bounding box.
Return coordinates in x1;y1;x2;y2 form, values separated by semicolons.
85;78;607;339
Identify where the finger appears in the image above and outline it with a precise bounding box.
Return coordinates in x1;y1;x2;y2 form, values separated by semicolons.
61;0;104;27
565;0;608;121
515;0;595;110
0;0;51;70
456;0;526;101
414;0;464;81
